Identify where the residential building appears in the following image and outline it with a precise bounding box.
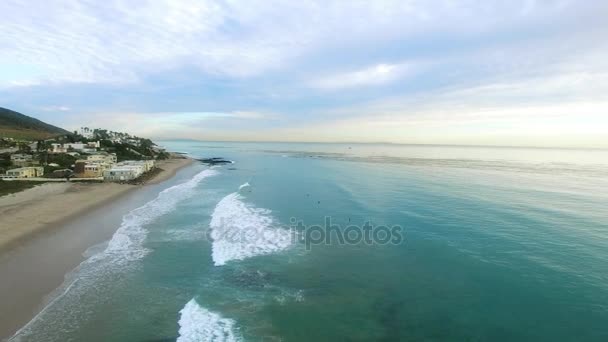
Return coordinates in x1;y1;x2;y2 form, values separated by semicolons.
49;142;100;154
82;163;105;178
79;127;95;139
10;153;33;167
87;141;100;149
103;166;142;181
118;159;155;172
87;153;117;164
49;143;67;153
4;167;44;178
74;153;117;178
74;160;106;178
103;160;153;181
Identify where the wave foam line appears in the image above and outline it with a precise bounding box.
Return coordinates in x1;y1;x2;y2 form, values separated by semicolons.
177;299;241;342
9;169;220;341
210;184;292;266
93;169;219;262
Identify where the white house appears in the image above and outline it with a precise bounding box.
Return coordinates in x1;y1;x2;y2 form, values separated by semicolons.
103;166;142;181
87;153;117;164
79;127;95;139
49;143;67;153
118;160;155;172
103;160;154;181
10;153;33;166
49;142;100;154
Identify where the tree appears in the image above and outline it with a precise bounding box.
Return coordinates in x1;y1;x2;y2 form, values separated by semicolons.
18;142;31;153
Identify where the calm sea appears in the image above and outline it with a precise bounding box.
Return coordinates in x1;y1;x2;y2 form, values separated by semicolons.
11;142;608;341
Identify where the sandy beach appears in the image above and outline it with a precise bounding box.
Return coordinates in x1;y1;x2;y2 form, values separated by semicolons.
0;157;193;340
0;157;192;253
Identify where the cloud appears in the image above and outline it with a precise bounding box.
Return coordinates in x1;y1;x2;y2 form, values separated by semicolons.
1;0;599;87
310;63;415;90
40;105;71;112
1;0;607;147
61;110;275;138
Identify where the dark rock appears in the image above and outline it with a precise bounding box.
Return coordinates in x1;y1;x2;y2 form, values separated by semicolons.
196;157;233;165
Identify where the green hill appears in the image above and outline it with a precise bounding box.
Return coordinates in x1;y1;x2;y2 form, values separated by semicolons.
0;107;70;140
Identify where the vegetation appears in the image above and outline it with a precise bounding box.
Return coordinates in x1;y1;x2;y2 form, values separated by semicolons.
0;138;17;148
44;153;77;173
99;138;168;161
0;179;41;197
0;153;11;173
0;107;70;140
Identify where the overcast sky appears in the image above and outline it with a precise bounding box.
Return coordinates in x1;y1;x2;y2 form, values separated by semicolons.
1;0;607;147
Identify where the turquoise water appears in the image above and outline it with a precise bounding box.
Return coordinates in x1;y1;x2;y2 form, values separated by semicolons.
12;143;608;341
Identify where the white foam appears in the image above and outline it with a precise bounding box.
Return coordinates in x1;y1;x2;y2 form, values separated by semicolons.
92;168;219;263
177;299;240;342
9;169;220;341
238;182;250;190
210;191;292;266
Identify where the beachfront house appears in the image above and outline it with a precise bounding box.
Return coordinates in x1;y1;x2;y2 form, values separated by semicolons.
73;153;117;178
3;167;44;178
103;166;142;181
74;160;108;178
118;159;155;172
82;164;105;178
102;160;153;182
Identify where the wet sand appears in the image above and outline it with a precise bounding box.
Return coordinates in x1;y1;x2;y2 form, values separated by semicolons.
0;158;194;340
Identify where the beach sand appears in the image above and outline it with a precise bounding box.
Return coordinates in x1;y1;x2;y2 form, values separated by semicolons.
0;157;193;340
0;157;192;252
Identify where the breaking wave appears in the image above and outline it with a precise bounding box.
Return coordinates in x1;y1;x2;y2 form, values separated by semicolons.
93;168;220;263
10;169;219;341
210;184;292;266
177;299;241;342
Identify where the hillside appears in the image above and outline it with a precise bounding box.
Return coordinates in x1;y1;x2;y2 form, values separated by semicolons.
0;107;70;140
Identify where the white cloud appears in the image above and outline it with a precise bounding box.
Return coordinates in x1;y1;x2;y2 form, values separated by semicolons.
0;0;597;86
1;0;607;148
40;105;71;112
310;63;415;90
62;110;274;138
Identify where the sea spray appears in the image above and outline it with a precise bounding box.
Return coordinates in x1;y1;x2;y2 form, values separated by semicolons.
210;183;292;266
177;299;241;342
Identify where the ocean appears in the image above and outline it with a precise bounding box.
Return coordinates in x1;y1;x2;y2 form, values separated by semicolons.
10;142;608;341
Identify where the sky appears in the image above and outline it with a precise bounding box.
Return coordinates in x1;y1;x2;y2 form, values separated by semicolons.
1;0;607;147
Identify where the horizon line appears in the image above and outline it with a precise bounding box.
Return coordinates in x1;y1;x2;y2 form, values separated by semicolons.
152;139;608;151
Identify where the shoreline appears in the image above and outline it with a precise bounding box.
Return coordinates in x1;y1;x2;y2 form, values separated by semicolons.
0;157;194;340
0;157;192;253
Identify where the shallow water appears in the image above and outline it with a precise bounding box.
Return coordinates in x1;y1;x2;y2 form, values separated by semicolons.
11;142;608;341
